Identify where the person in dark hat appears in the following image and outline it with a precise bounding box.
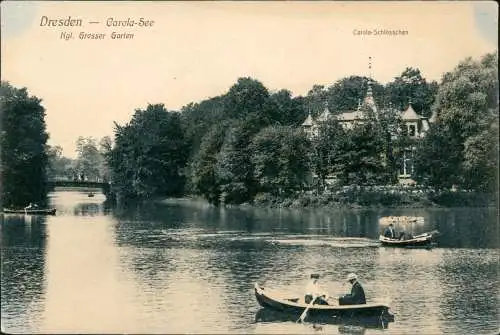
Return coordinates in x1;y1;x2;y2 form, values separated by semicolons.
383;223;396;239
339;273;366;305
304;274;329;305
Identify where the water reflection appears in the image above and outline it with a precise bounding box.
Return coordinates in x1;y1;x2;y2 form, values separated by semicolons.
1;193;498;334
0;214;47;333
73;203;101;216
113;201;393;239
437;249;499;334
429;208;499;248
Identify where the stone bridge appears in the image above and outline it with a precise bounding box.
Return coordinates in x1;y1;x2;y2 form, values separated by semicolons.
47;180;111;195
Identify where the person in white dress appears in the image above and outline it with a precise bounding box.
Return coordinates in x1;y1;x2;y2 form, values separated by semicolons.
304;274;329;305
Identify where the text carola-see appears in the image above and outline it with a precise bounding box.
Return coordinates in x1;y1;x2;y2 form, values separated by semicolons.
106;18;155;27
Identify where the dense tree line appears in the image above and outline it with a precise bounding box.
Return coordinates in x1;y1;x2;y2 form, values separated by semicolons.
1;82;49;207
103;52;497;205
179;73;436;205
5;53;494;208
107;104;189;200
46;136;112;182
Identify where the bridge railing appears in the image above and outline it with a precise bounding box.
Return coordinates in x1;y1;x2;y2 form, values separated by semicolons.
47;180;111;189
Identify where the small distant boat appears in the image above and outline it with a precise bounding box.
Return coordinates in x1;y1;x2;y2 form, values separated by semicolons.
379;230;439;248
2;208;57;215
254;283;392;318
379;216;424;224
88;193;95;197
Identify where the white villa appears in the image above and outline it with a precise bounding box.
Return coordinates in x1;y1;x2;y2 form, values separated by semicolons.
301;78;435;184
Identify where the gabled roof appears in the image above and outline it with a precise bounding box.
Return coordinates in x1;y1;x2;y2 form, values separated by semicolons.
302;113;314;126
337;110;366;121
317;107;331;122
401;104;420;120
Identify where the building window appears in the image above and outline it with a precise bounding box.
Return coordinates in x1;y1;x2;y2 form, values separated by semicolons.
409;125;416;137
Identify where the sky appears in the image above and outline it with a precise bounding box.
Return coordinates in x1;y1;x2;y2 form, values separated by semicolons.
1;1;498;158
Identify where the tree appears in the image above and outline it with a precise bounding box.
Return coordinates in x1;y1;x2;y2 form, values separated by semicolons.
108;104;189;200
0;81;49;207
414;123;464;189
385;67;438;118
309;118;347;189
99;136;113;153
304;85;328;118
415;52;498;191
46;145;75;180
75;137;101;181
224;77;270;120
215;118;263;204
46;145;63;179
462;123;498;191
262;89;306;126
189;122;228;204
327;76;386;113
180;96;226;158
335;121;385;186
98;136;113;182
250;126;310;196
377;106;407;183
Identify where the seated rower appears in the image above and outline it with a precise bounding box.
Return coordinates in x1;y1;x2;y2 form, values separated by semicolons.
398;231;414;240
305;274;329;305
383;223;396;239
339;273;366;305
24;202;39;210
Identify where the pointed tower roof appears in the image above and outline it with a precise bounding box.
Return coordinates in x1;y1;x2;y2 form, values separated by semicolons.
317;106;331;122
302;112;314;127
402;103;420;120
360;56;378;114
362;83;378;113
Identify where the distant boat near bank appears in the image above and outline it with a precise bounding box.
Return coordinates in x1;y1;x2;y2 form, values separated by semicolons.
2;208;57;215
379;216;439;247
88;192;95;197
379;216;424;225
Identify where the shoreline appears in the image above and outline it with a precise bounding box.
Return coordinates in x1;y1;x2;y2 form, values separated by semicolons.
154;188;497;209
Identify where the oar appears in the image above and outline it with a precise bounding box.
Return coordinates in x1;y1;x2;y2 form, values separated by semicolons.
297;294;317;323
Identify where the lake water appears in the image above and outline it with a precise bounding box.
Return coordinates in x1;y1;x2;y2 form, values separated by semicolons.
1;190;498;334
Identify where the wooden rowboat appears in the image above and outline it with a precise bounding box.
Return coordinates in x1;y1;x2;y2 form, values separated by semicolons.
379;231;438;247
254;283;393;318
2;208;56;215
255;308;394;328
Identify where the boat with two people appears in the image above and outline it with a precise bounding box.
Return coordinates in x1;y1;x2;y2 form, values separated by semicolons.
379;230;439;247
2;202;56;215
254;274;393;322
379;216;439;248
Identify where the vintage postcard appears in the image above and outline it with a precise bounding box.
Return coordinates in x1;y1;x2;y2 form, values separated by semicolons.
1;1;498;334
